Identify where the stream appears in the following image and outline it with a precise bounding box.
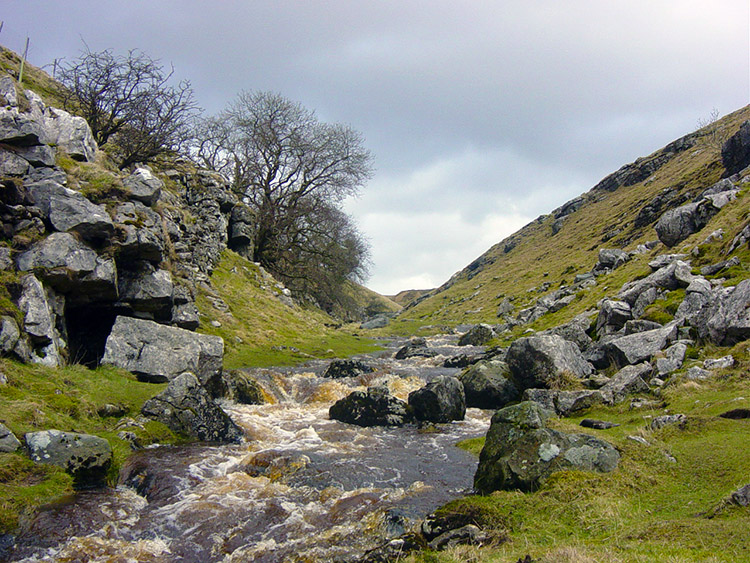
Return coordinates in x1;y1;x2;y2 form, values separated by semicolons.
8;335;492;563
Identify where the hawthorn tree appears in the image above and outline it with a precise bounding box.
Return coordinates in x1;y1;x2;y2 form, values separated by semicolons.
59;47;199;167
194;91;373;313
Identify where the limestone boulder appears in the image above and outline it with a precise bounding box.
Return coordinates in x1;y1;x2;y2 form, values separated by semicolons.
228;203;256;258
117;267;173;314
0;147;30;176
141;372;243;443
394;337;436;360
704;355;735;370
123;168;163;206
113;201;165;264
654;199;721;248
408;376;466;423
623;319;664;335
594;248;630;272
0;73;17;106
117;224;165;264
600;363;652;404
224;370;266;405
675;277;716;327
618;261;693;306
458;323;496;346
474;402;620;493
497;297;515;317
700;256;740;277
39;106;97;162
540;312;594;352
0;422;21;452
553;389;606;417
13;144;55;167
595;299;632;337
602;323;679;366
632;287;664;319
171;302;200;330
26;179;114;241
323;359;375;379
16;232;117;301
506;334;593;392
25;429;112;489
0;316;20;356
521;388;605;417
650;413;687;431
655;342;688;376
0;108;42;145
329;385;410;427
17;274;61;366
706;279;750;345
722;120;750;176
459;360;519;409
102;316;224;390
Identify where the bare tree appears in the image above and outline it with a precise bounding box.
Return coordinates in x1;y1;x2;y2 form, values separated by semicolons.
696;107;728;152
194;91;373;312
59;47;200;167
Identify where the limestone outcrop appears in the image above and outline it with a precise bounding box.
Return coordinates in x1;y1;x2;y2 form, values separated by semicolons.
0;70;253;373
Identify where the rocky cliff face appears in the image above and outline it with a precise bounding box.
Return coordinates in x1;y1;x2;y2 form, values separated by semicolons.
0;71;259;371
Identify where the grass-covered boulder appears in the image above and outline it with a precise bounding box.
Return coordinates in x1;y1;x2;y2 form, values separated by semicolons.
474;401;620;494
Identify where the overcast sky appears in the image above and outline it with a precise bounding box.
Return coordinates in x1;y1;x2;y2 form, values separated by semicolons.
3;1;748;294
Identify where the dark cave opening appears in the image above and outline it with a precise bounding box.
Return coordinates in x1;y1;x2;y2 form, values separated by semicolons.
65;306;119;368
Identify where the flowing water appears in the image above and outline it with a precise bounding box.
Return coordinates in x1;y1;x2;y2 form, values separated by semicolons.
8;336;491;563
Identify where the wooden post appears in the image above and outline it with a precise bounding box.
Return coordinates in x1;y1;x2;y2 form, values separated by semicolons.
18;37;30;84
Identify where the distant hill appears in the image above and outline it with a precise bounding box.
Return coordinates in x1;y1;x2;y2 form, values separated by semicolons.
343;281;402;320
385;105;750;335
388;288;433;307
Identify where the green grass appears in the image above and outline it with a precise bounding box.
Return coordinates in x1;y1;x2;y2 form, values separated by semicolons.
56;151;128;203
0;359;177;533
0;46;69;110
196;250;383;368
412;373;750;563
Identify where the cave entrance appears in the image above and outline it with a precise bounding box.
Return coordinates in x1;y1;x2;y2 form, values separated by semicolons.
65;306;119;368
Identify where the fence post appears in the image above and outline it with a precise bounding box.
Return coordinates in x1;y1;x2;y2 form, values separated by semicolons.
18;37;30;84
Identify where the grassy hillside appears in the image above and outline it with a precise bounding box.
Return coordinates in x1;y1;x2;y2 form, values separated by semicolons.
0;45;68;109
380;106;750;338
343;280;402;319
195;250;383;368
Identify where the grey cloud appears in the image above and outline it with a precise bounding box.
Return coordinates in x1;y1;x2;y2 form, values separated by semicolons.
3;1;748;293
